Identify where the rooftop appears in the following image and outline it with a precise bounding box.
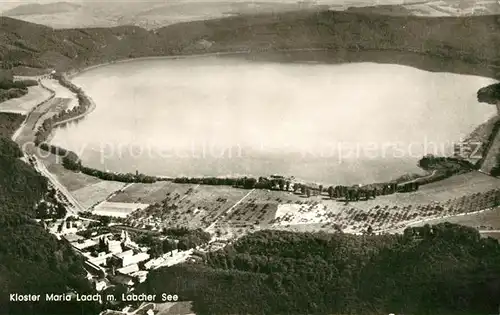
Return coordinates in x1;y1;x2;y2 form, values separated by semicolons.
113;249;134;259
63;233;84;242
71;239;97;250
117;263;139;275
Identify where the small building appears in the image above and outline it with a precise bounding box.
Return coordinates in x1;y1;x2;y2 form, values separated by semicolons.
94;279;111;292
107;240;122;254
130;270;148;283
113;250;150;267
117;263;139;275
63;233;84;243
88;253;113;266
71;239;98;251
112;250;134;266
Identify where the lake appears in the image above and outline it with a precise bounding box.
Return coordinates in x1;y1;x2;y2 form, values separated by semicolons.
50;56;497;185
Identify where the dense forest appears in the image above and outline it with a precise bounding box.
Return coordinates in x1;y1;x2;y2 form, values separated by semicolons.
0;112;23;139
0;113;99;314
139;225;500;315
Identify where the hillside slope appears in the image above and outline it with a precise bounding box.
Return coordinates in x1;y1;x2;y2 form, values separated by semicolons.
0;113;99;315
1;11;500;78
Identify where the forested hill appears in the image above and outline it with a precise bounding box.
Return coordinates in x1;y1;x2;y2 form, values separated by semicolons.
0;113;99;315
1;11;500;77
139;226;500;315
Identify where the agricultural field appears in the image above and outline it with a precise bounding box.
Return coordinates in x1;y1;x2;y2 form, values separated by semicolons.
125;185;252;230
217;189;304;228
0;85;52;114
72;181;128;210
92;201;149;218
49;163;102;191
403;206;500;231
204;173;500;236
343;171;500;210
109;181;196;204
113;171;500;238
270;186;500;235
38;153;102;191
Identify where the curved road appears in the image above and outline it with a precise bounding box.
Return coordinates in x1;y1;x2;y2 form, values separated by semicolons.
11;77;87;215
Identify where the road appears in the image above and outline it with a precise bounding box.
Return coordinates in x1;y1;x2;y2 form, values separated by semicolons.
10;77;87;216
31;154;86;214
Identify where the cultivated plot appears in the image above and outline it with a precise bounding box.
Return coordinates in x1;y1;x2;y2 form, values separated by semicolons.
72;181;127;210
125;185;251;229
109;181;195;204
46;163;102;191
93;201;149;218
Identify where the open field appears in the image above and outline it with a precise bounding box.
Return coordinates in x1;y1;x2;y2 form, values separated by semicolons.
14;95;57;150
402;206;500;230
72;181;128;210
109;182;196;204
125;185;252;229
0;85;52;114
218;189;304;228
108;171;500;237
46;163;102;191
92;201;149;218
345;171;500;210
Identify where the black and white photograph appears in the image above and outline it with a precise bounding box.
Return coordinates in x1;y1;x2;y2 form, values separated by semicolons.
2;0;500;314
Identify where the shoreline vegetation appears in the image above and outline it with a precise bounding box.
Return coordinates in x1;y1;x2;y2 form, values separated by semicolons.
28;51;485;198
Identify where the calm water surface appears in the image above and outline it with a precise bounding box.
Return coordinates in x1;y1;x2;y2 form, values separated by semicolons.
50;56;497;185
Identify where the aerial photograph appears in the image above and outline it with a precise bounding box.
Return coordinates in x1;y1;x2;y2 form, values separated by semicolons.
2;0;500;314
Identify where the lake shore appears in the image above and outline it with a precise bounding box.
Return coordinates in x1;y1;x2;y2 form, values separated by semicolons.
39;50;498;188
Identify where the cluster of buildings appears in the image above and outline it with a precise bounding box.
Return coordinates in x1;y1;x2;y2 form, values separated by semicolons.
61;228;152;291
49;216;218;295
